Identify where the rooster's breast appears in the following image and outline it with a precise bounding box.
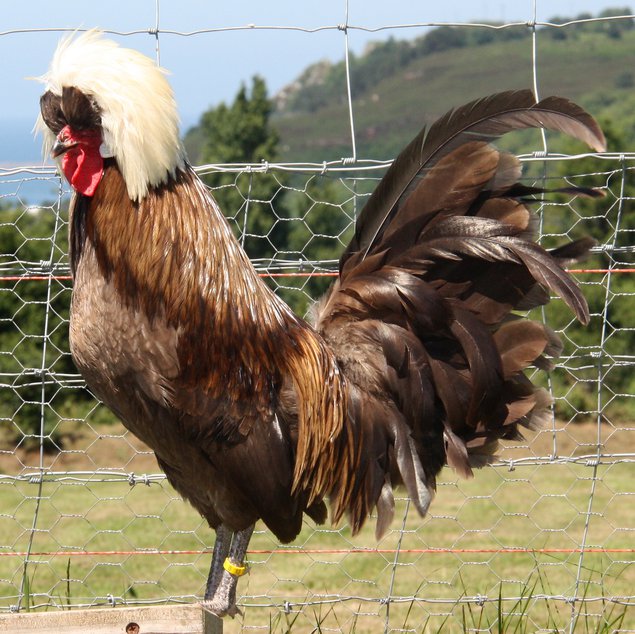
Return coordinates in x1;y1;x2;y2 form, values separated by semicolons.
69;238;242;527
70;239;179;429
68;237;303;536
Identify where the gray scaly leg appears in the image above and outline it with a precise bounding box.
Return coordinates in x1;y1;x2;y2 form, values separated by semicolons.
204;524;232;602
202;524;254;617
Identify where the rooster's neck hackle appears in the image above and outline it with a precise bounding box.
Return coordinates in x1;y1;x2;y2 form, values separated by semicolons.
35;30;185;202
75;164;348;466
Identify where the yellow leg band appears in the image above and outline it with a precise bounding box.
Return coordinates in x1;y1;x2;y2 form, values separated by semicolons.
223;557;248;577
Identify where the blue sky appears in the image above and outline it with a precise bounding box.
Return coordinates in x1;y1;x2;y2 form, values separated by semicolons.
0;0;628;162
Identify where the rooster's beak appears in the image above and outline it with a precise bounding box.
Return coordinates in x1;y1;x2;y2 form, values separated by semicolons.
51;134;78;158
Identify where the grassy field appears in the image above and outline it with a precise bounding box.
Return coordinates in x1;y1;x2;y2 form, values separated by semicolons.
0;419;633;632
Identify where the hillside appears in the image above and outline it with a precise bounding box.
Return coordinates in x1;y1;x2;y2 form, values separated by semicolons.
185;8;635;163
273;27;635;162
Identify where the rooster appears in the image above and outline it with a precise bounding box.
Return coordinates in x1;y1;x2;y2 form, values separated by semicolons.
36;31;605;617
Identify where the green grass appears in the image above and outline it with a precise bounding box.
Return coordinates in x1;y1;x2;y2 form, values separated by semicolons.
0;421;633;631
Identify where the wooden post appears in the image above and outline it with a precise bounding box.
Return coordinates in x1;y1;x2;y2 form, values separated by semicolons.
0;604;223;634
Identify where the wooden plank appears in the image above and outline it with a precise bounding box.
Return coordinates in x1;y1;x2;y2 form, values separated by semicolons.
0;604;222;634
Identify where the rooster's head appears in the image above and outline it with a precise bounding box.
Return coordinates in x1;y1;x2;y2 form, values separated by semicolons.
36;30;185;201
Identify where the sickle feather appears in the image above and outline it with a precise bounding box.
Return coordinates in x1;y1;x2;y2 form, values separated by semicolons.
341;89;606;274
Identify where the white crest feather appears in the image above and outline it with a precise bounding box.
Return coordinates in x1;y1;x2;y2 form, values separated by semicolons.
35;30;185;201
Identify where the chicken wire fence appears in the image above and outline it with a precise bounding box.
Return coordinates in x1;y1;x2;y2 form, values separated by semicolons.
1;4;635;633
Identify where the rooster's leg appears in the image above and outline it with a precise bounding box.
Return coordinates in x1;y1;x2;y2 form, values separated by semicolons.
201;524;254;618
204;524;232;602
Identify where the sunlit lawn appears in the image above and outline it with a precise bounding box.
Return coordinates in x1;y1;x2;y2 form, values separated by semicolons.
0;420;633;631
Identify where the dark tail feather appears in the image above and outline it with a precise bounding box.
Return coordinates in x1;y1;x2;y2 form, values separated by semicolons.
341;89;606;274
550;236;597;263
312;91;604;539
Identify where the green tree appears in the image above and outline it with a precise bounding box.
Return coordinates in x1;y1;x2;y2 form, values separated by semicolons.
196;76;289;263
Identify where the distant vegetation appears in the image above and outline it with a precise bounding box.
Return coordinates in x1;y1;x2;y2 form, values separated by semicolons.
278;7;634;113
0;203;102;451
186;6;635;162
275;8;635;163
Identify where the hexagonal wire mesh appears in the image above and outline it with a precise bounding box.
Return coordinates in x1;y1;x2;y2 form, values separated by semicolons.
1;5;634;633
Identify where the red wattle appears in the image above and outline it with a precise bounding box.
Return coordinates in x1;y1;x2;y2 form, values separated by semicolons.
58;126;104;197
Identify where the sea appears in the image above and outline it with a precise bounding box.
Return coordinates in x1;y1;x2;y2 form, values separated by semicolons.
0;118;65;207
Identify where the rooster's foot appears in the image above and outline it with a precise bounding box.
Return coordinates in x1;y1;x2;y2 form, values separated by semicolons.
200;596;242;619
